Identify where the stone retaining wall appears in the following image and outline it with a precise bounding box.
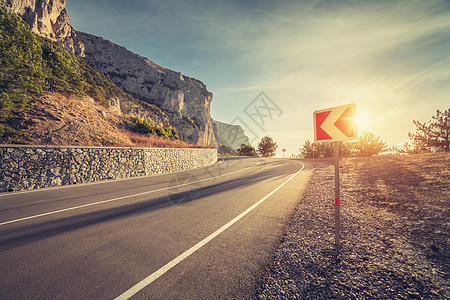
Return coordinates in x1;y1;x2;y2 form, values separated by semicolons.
0;145;217;192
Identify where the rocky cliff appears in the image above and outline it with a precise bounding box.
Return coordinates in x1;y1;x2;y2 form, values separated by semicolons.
78;32;216;147
212;120;251;151
2;0;217;147
1;0;84;56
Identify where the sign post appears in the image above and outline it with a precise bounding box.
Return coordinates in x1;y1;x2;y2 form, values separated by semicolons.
334;141;340;245
313;103;357;247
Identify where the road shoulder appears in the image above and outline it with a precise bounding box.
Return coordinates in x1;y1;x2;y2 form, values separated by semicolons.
257;155;449;299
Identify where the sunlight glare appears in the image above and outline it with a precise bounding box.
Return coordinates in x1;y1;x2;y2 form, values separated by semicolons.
355;109;369;133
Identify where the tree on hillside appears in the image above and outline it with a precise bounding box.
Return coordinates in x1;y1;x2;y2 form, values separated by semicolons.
299;131;386;158
352;131;387;156
300;140;313;158
316;142;334;158
299;140;334;158
258;136;278;157
408;108;450;152
237;144;257;156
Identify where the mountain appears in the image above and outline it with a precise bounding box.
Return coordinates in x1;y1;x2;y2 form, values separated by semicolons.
1;0;217;146
212;120;251;152
0;6;183;146
0;0;84;56
78;32;217;146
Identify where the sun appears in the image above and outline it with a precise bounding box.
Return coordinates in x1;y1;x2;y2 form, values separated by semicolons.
355;109;369;132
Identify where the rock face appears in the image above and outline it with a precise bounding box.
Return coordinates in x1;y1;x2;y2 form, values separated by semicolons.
212;120;251;151
78;32;217;146
1;0;84;56
2;0;218;147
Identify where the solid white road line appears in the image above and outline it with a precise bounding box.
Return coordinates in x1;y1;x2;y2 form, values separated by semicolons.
0;160;260;227
114;161;305;300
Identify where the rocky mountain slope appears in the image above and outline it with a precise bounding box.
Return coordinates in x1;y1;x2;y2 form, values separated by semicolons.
0;6;183;147
7;91;198;148
1;0;245;147
11;92;133;146
0;0;84;56
78;32;216;146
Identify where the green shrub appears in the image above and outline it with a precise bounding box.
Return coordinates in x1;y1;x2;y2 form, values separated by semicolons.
131;116;156;135
0;8;44;119
0;7;139;120
237;144;256;156
130;116;179;140
168;126;179;140
1;7;179;144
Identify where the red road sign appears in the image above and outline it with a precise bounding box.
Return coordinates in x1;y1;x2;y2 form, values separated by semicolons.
282;149;286;152
313;103;357;142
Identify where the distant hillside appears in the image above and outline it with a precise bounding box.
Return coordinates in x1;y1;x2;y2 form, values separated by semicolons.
212;120;251;152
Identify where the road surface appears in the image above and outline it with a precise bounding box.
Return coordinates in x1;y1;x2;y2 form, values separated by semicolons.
0;156;312;299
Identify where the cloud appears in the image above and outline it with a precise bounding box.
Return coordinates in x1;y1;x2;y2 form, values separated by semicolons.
208;0;450;147
67;0;450;147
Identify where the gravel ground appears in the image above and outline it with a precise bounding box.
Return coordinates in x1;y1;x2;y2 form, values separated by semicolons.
257;153;449;299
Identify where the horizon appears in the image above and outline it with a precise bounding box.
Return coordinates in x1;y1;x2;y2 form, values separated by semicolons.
66;0;450;156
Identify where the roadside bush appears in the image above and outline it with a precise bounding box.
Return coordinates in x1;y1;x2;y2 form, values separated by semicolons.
130;116;179;140
299;131;387;158
237;144;257;156
351;131;387;156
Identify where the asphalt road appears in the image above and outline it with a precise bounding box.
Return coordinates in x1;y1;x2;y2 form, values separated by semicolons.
0;156;313;299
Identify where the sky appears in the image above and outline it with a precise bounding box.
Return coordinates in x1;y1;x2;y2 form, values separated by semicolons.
66;0;450;156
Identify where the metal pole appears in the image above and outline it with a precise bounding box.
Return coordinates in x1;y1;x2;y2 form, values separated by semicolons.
334;141;340;246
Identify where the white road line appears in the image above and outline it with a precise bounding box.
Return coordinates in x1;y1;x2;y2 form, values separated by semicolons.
114;161;305;300
0;160;260;227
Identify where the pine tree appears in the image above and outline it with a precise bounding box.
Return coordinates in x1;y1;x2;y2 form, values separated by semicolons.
257;136;278;157
408;108;450;152
300;140;313;158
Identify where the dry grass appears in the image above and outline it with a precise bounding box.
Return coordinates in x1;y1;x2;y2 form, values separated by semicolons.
4;92;214;149
115;130;214;149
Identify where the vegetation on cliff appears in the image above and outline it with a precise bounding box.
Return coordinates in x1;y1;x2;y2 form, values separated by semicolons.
131;116;179;140
0;7;129;136
1;7;127;107
0;8;186;147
